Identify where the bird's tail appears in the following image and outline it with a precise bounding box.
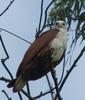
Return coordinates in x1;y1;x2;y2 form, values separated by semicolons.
7;76;26;92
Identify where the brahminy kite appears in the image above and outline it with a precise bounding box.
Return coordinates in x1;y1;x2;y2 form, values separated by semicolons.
7;20;67;92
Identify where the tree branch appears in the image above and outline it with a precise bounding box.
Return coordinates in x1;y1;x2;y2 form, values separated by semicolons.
43;0;54;29
2;90;12;100
0;77;11;83
35;0;54;38
46;74;54;99
0;28;31;44
37;0;44;33
18;92;23;100
26;82;31;97
0;34;23;100
60;46;85;91
0;34;13;79
21;90;35;100
0;0;15;16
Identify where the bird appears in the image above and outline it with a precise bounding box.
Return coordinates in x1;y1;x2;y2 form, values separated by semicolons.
7;20;67;92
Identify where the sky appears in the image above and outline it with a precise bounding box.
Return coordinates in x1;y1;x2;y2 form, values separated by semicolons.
0;0;85;100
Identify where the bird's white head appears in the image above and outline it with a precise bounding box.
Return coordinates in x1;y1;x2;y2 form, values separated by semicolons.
52;20;67;31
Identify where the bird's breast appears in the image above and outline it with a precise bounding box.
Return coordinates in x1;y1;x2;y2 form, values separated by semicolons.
49;31;67;62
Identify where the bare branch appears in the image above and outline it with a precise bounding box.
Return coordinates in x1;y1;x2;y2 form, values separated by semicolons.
37;0;44;33
2;90;12;100
60;46;85;91
0;28;31;44
46;74;54;99
0;34;9;60
1;59;14;80
35;0;44;38
26;82;31;97
18;92;23;100
33;87;55;99
0;77;11;83
0;34;23;100
21;90;34;100
0;0;15;16
0;34;13;79
35;0;54;38
0;77;23;100
43;0;54;29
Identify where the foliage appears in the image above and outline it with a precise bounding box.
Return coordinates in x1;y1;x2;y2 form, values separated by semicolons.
48;0;85;42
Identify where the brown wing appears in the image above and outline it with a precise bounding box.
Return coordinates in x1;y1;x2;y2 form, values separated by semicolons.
16;29;59;77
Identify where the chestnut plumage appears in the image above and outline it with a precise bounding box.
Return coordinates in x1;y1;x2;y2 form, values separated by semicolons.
7;20;67;92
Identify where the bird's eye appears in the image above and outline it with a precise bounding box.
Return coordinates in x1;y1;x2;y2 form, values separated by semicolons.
56;22;58;25
62;23;65;25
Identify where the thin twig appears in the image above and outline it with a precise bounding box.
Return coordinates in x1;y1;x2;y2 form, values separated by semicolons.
21;90;34;100
0;0;15;16
0;76;55;99
0;77;11;83
46;74;54;99
0;78;23;100
1;59;14;80
0;34;23;100
36;0;54;38
0;34;9;60
43;0;54;27
26;82;31;97
35;0;44;38
38;0;44;32
2;90;12;100
40;0;54;32
18;92;23;100
60;46;85;91
0;28;31;44
0;34;13;80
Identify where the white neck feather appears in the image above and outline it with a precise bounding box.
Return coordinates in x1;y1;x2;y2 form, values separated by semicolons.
49;28;67;62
